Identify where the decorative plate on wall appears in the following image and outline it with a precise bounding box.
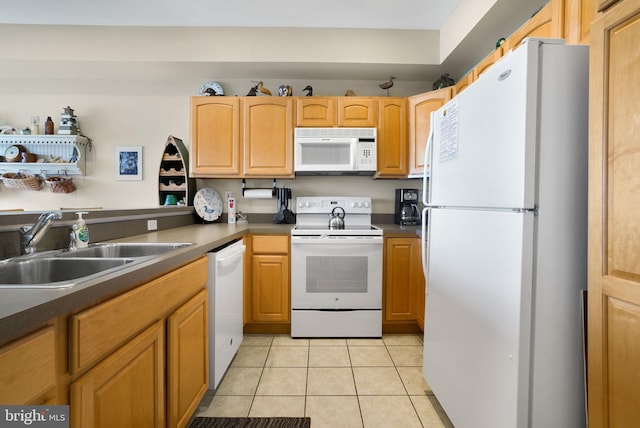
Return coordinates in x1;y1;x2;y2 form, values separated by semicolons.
194;188;223;222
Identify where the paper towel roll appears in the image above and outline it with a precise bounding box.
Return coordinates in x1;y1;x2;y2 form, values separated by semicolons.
243;189;273;199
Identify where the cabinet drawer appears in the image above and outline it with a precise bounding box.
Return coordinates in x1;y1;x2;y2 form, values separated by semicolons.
252;235;289;254
0;325;56;404
69;257;207;374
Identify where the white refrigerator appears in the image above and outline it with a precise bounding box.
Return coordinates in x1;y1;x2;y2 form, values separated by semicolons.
421;39;588;428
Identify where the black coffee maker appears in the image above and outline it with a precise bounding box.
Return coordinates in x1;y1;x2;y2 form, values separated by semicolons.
395;188;421;225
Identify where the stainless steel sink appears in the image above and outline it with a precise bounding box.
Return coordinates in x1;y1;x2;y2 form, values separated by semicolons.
0;242;194;288
0;257;134;288
56;242;194;259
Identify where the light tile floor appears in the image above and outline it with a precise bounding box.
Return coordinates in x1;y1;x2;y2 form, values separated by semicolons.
198;334;453;428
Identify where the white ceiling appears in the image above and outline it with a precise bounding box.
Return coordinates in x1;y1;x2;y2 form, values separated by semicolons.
0;0;463;30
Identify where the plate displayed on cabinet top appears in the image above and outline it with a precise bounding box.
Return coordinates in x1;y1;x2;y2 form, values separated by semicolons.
194;188;223;222
197;81;224;96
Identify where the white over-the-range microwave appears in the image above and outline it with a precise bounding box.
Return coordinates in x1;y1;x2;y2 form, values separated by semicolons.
293;127;377;175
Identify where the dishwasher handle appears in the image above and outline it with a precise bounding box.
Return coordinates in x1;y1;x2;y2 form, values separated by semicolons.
216;245;246;268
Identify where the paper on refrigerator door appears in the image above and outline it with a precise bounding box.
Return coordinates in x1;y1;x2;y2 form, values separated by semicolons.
439;98;460;163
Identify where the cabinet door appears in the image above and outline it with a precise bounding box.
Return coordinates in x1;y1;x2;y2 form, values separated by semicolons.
376;98;408;177
242;98;294;177
338;98;377;127
296;98;337;127
190;97;240;177
70;321;165;428
588;1;640;426
408;88;451;177
473;46;503;81
249;235;291;323
384;238;424;323
0;325;56;404
452;72;474;97
504;0;563;52
167;290;208;428
597;0;620;12
251;254;290;323
565;0;596;44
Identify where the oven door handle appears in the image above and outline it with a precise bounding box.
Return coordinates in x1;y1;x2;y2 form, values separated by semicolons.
291;236;383;245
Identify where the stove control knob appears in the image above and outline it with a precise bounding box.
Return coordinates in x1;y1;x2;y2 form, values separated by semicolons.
363;201;370;208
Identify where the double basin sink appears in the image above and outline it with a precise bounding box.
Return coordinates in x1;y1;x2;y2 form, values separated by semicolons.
0;242;193;289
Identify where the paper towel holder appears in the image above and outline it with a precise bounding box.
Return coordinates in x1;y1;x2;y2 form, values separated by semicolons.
242;179;276;198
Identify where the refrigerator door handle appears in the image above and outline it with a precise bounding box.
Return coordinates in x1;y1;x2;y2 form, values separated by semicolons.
421;206;430;295
423;111;436;205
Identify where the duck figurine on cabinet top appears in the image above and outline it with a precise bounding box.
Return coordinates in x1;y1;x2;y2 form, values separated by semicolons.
302;85;313;96
378;76;396;95
246;81;272;96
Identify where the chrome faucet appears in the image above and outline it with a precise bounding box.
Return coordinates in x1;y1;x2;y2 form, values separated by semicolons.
20;211;63;254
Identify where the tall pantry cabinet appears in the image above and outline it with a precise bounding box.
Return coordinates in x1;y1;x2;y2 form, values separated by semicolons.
588;0;640;426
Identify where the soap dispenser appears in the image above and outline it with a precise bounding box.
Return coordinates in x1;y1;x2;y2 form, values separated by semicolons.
72;211;90;249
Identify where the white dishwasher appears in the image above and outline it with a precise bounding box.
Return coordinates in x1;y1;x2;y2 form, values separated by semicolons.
207;238;245;390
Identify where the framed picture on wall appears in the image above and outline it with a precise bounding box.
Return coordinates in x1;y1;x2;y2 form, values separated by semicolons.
116;146;142;180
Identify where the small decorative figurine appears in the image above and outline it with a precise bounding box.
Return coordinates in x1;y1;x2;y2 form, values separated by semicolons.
344;89;356;96
432;73;455;90
302;85;313;96
378;76;396;95
278;85;293;96
247;81;272;96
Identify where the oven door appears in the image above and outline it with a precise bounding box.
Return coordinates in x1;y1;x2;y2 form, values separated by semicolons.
290;235;383;309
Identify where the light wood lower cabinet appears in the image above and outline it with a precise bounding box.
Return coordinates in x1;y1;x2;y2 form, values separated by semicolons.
383;237;425;332
68;257;208;428
0;325;57;405
167;289;209;428
70;321;166;428
249;235;290;323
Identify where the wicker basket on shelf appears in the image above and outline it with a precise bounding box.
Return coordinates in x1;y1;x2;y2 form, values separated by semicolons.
45;174;76;193
1;172;42;191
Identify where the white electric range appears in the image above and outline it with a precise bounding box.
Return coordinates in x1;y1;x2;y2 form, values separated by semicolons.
290;196;383;338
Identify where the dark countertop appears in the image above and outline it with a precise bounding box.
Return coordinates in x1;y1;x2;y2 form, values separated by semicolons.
0;222;420;346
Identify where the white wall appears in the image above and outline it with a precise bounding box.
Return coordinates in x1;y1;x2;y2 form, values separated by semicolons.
0;24;430;213
0;79;426;213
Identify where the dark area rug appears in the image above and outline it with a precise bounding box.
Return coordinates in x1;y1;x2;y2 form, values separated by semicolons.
188;417;311;428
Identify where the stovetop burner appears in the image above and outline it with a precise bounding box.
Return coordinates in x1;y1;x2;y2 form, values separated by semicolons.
292;196;382;236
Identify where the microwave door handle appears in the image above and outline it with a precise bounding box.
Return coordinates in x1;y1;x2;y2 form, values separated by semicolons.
351;138;358;169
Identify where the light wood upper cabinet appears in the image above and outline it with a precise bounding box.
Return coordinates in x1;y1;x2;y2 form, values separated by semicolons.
473;46;504;81
296;98;337;127
190;97;241;177
504;0;563;52
588;1;640;426
408;88;452;177
296;97;377;127
452;72;474;96
565;0;596;44
597;0;620;11
338;98;378;127
242;97;294;177
376;97;408;178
